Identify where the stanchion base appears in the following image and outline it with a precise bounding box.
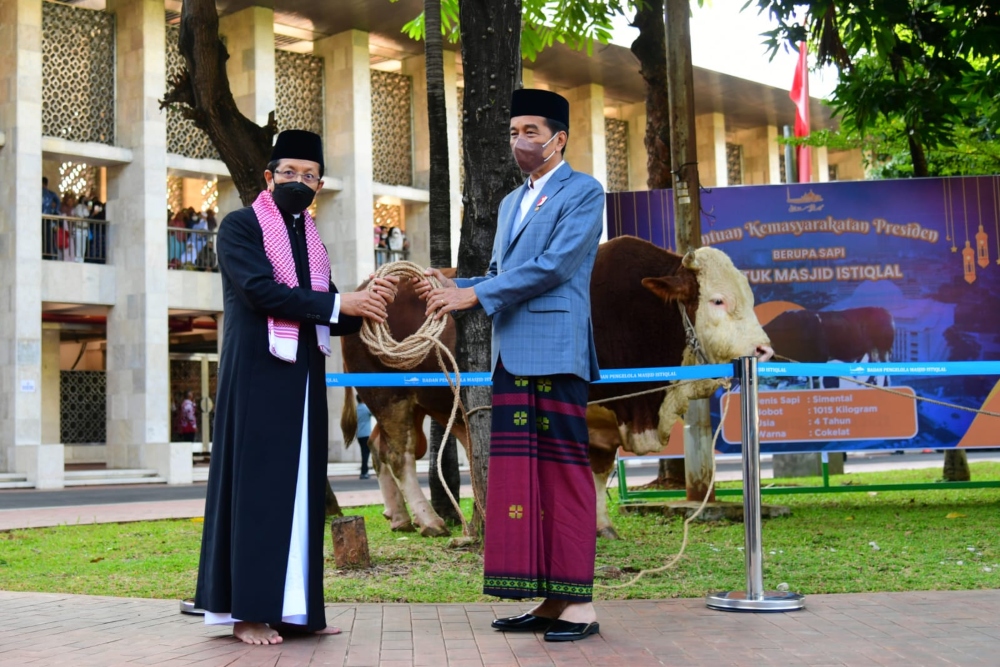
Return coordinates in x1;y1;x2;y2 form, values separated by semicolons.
706;590;805;612
179;598;205;616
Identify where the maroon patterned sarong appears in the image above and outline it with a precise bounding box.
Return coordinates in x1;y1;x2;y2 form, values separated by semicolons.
482;360;596;601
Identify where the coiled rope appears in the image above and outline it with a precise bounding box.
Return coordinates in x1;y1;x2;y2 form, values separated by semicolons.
359;261;474;537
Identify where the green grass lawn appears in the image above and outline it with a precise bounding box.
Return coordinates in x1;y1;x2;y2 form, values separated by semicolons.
0;463;997;602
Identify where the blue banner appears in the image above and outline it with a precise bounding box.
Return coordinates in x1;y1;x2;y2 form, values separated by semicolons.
326;361;1000;388
608;177;1000;453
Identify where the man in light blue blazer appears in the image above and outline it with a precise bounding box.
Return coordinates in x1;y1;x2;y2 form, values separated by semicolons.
418;89;605;642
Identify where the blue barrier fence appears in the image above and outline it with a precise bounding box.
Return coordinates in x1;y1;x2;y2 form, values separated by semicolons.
327;361;1000;387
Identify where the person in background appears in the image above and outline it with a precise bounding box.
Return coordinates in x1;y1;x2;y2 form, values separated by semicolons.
42;177;60;259
180;240;198;267
85;191;106;264
69;195;90;263
176;390;198;442
355;395;374;480
197;239;218;272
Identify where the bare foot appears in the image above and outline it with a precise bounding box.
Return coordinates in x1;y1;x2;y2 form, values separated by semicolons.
529;599;567;619
558;601;597;624
315;626;342;635
234;621;283;645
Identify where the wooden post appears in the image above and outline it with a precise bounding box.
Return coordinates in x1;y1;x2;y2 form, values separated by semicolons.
665;0;715;502
330;515;371;569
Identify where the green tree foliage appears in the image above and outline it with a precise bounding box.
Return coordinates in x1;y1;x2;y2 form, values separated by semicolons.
395;0;635;60
748;0;1000;177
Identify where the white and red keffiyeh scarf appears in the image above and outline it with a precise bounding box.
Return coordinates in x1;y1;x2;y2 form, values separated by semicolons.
252;189;332;363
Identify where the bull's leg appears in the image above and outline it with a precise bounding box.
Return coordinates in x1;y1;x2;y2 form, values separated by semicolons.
593;468;619;540
371;437;414;531
390;449;450;537
379;403;450;537
588;405;623;541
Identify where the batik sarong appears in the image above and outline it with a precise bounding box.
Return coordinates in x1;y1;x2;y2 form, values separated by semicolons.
482;359;596;602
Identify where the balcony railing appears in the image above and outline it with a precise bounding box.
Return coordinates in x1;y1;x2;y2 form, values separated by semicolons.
375;247;409;267
168;227;218;272
42;215;108;264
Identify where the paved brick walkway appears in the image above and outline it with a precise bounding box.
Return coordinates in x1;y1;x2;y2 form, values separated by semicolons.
0;589;997;666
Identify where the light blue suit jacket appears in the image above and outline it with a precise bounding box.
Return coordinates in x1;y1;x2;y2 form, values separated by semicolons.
455;162;604;381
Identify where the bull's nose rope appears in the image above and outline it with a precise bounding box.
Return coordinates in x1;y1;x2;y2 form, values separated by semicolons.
359;261;475;537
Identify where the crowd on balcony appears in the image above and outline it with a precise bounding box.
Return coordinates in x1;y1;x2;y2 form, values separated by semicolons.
41;177;107;263
168;207;218;271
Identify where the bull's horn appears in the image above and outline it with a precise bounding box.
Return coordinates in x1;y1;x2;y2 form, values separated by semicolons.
682;250;700;270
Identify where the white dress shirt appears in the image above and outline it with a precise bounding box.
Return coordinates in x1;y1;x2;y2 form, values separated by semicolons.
515;159;566;234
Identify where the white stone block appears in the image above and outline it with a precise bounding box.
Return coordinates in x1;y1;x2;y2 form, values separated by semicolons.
143;441;192;485
16;443;65;489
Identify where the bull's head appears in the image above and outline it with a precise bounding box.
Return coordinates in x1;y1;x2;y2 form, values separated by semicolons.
641;247;773;365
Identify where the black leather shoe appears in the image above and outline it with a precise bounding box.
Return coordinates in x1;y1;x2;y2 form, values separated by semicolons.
490;613;554;632
543;619;600;642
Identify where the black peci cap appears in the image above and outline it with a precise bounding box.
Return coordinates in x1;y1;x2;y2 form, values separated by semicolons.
510;89;570;128
270;130;324;171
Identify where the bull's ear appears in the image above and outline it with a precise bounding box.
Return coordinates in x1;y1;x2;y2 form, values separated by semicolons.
642;273;696;303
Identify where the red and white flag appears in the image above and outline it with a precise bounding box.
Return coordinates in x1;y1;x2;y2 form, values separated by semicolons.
789;42;812;182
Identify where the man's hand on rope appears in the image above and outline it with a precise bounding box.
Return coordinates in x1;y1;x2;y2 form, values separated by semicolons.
341;275;399;323
415;268;478;320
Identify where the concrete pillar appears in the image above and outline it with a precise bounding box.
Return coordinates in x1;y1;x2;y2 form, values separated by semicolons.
315;30;373;290
0;0;57;486
621;102;648;191
402;56;430;271
814;145;830;183
562;84;607;189
41;326;61;445
772;452;844;478
216;180;241;219
315;30;374;460
402;52;462;267
218;6;275;127
733;125;781;185
105;0;189;484
695;112;727;187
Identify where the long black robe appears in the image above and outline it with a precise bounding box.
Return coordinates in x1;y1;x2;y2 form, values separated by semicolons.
195;205;361;631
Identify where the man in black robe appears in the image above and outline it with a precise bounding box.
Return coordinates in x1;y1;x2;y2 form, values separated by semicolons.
195;130;397;645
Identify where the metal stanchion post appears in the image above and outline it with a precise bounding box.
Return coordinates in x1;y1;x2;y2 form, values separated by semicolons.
706;356;804;612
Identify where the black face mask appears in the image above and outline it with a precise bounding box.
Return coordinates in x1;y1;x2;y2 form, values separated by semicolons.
271;181;316;215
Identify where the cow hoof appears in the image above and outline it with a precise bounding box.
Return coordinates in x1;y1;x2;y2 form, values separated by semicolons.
597;526;621;541
390;521;417;533
419;523;451;538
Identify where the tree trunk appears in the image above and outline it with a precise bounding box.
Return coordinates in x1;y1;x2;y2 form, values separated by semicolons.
634;0;675;487
329;516;372;569
457;0;524;534
162;0;276;205
423;0;462;520
325;481;344;517
428;420;462;524
630;0;672;189
943;449;971;482
665;0;714;503
425;0;453;269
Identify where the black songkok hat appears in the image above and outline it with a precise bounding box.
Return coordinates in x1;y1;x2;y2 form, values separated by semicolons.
510;89;570;129
270;130;324;171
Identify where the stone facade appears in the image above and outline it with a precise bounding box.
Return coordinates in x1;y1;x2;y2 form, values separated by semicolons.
0;0;858;486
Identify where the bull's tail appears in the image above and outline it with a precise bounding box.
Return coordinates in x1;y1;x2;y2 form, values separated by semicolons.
341;386;357;448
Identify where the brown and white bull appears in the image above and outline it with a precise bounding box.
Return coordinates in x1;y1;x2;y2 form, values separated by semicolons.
340;236;772;538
